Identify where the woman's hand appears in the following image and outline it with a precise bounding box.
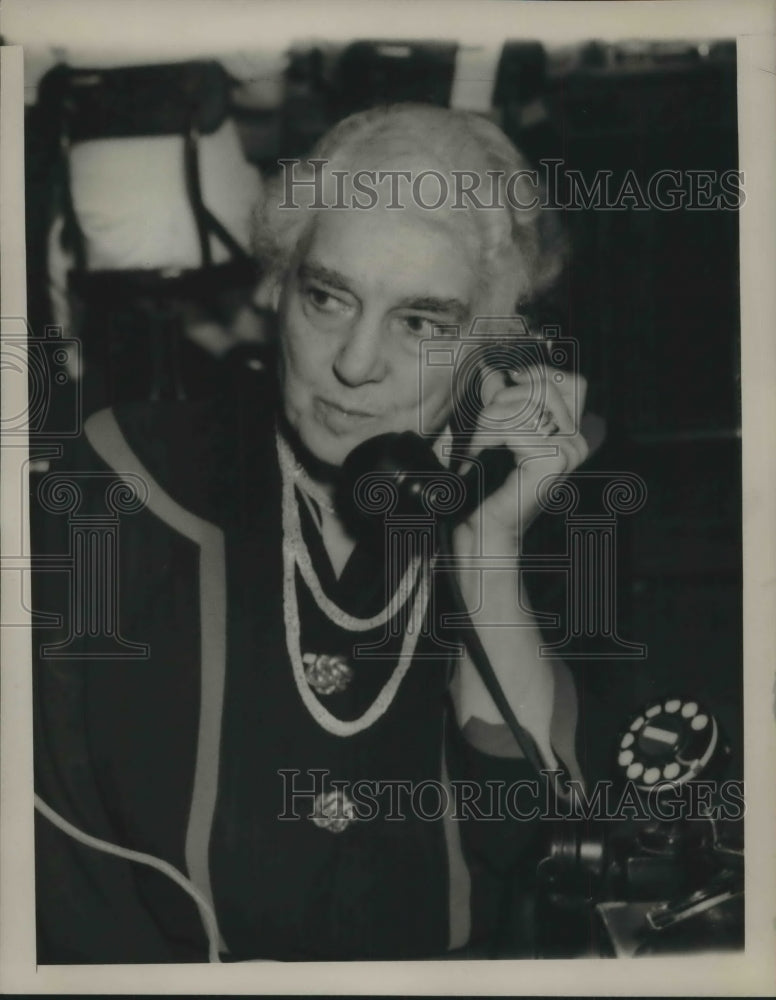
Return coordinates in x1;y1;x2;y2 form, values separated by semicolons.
446;363;590;764
457;364;589;546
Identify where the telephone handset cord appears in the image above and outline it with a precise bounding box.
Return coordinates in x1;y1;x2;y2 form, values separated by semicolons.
437;519;573;804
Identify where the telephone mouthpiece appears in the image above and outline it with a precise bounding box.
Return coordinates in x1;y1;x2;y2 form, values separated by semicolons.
335;432;448;542
336;431;516;543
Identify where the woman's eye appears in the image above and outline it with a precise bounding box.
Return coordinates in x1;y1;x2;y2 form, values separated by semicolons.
305;285;349;314
400;315;435;337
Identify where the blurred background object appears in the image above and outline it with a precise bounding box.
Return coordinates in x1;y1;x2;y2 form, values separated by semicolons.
34;59;268;414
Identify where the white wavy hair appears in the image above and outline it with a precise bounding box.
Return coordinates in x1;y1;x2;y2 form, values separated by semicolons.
253;103;567;314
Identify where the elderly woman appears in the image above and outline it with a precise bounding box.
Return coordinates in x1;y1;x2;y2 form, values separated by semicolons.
33;104;591;963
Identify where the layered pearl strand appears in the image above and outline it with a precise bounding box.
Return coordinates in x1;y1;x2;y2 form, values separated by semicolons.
277;430;431;737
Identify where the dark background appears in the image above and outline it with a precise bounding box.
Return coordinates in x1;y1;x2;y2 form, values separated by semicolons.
23;38;742;785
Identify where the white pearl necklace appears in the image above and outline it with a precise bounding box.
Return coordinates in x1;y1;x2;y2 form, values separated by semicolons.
277;430;431;736
293;462;336;516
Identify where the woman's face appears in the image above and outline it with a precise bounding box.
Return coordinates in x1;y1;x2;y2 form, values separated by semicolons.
276;206;484;468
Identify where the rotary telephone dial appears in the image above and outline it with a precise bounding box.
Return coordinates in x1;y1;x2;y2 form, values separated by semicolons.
536;694;743;957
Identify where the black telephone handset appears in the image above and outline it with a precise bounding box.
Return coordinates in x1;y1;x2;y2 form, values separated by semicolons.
335;430;515;544
336;431;572;798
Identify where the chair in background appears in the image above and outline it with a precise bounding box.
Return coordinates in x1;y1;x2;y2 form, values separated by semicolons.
38;60;264;415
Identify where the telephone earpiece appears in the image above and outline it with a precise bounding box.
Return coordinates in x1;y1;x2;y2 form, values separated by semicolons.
334;431;516;544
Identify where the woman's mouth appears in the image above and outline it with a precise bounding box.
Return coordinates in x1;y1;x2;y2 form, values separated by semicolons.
314;397;378;432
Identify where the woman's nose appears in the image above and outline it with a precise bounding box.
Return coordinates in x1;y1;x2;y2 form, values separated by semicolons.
332;317;387;386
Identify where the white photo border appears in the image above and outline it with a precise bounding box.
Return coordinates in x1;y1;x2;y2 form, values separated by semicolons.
1;0;774;994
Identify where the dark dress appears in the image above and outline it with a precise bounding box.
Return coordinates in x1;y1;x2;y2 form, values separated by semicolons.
32;375;569;963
